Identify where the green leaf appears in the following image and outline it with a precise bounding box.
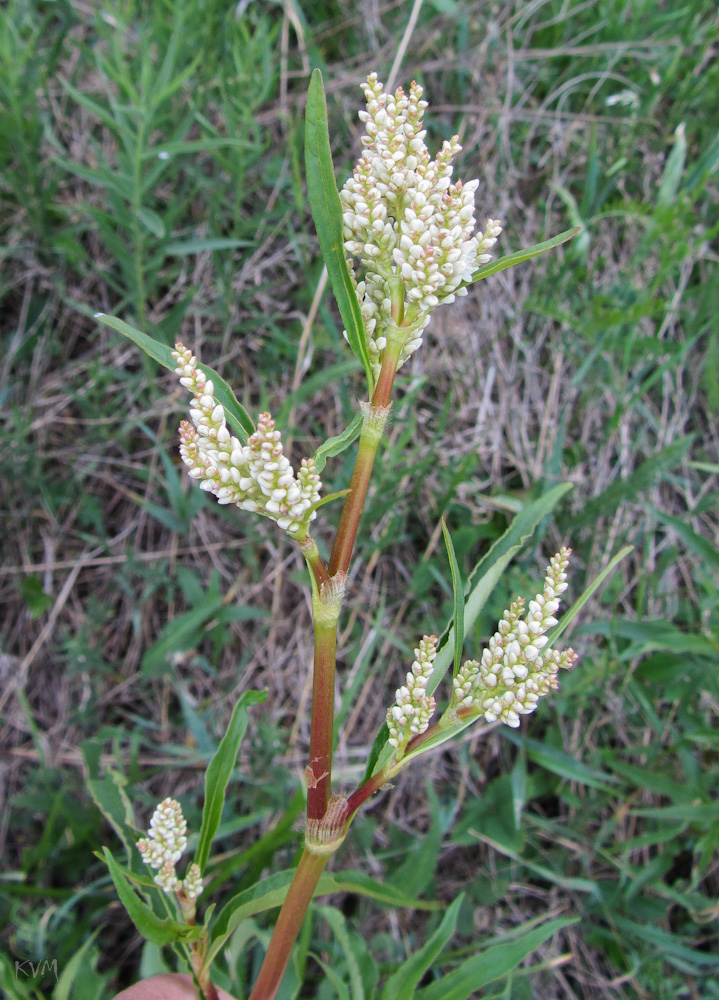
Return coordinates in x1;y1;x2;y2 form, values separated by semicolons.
305;70;373;390
316;905;365;1000
94;313;255;439
194;690;267;874
82;742;137;860
415;916;578;1000
307;488;351;516
52;928;102;1000
164;237;255;255
142;138;254;160
543;544;633;648
102;847;195;947
503;732;619;793
650;507;719;573
657;122;687;206
141;593;226;677
313;412;364;472
319;870;441;910
468;228;581;283
137;207;166;238
380;895;463;1000
206;867;439;971
441;519;465;677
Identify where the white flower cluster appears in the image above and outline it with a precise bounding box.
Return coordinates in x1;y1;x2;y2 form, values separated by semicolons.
340;72;502;375
450;548;577;728
173;344;321;537
136;798;204;899
387;635;438;753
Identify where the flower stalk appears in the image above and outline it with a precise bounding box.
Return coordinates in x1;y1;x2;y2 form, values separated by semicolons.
172;70;511;1000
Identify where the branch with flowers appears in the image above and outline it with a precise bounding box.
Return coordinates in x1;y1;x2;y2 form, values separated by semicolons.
96;69;628;1000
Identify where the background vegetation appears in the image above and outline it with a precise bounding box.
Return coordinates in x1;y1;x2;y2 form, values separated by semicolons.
1;0;717;997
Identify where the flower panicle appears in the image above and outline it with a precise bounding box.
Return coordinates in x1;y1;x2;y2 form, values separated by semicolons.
172;344;321;537
450;547;578;728
387;634;438;754
340;72;502;375
136;797;203;899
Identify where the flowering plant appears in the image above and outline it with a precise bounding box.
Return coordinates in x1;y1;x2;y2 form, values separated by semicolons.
95;70;627;1000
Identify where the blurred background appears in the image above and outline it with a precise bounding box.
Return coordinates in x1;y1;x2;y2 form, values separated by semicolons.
1;0;718;997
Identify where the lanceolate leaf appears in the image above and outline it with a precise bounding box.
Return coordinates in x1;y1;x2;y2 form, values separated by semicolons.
95;313;255;439
468;227;581;284
542;543;633;648
380;895;463;1000
194;690;267;874
305;70;374;391
415;916;578;1000
441;519;465;677
102;847;197;946
205;866;439;971
313;412;364;472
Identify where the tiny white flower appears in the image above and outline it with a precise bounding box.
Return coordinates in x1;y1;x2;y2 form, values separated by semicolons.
386;635;438;753
448;548;578;727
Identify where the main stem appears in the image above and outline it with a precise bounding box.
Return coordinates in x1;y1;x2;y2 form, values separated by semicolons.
329;342;401;577
246;849;329;1000
247;345;402;1000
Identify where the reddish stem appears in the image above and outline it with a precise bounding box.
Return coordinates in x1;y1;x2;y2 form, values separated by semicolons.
247;848;329;1000
328;351;399;578
307;620;338;820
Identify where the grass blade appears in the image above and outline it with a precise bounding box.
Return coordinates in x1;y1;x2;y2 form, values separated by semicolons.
415;916;578;1000
380;895;463;1000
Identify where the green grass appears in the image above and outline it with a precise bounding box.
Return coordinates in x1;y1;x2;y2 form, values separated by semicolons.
1;0;718;997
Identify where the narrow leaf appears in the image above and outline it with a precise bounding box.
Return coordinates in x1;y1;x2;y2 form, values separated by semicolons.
52;929;102;1000
82;747;137;859
141;594;226;677
313;412;364;472
102;847;193;946
206;866;438;970
194;690;267;873
468;228;581;283
497;732;618;792
307;488;351;515
657;122;686;206
164;237;255;255
542;544;633;648
416;916;578;1000
95;313;255;438
316;906;365;1000
441;519;465;677
305;70;373;390
380;895;463;1000
650;507;719;573
137;207;166;239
